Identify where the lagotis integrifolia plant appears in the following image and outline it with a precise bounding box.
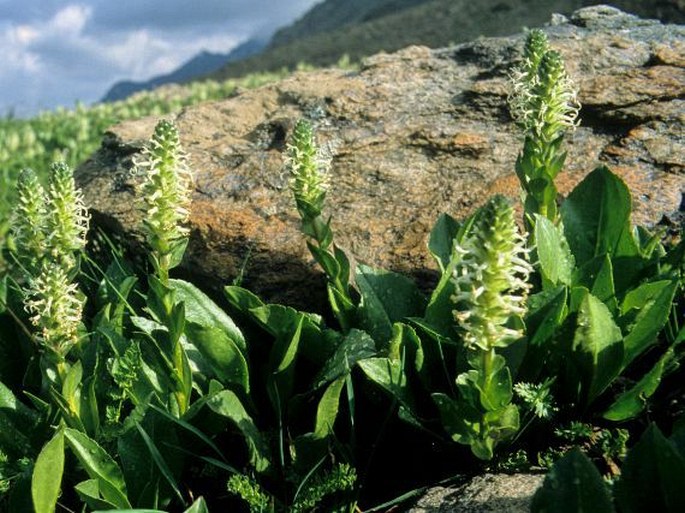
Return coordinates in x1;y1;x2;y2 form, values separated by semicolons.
446;195;533;458
11;163;88;365
509;29;580;225
136;119;193;283
287;119;355;331
136;119;194;414
287;119;329;224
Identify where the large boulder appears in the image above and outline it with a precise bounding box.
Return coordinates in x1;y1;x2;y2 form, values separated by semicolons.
76;5;684;310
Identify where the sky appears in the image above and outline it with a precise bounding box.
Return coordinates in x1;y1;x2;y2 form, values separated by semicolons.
0;0;321;117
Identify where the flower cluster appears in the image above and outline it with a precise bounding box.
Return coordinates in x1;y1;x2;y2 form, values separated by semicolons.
11;163;89;358
286;119;329;221
509;29;580;142
23;262;84;356
451;195;533;350
136;119;194;260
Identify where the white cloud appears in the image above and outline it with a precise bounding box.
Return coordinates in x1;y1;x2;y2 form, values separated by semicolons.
0;0;321;116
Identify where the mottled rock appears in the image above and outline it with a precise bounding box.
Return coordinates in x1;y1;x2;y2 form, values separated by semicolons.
76;5;685;309
408;473;545;513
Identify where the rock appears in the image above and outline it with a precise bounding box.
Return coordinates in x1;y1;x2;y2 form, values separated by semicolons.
76;6;685;310
408;473;545;513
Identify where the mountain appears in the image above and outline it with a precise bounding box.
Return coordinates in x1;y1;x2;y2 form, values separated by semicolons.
209;0;685;81
268;0;431;47
101;38;267;102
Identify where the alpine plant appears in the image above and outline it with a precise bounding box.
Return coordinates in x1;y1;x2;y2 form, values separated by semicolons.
136;119;194;281
508;28;580;225
11;163;89;364
447;195;533;458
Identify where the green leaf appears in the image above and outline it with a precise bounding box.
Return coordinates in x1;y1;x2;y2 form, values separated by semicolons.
534;215;574;287
313;377;346;439
207;389;271;473
32;429;64;513
356;264;426;345
603;347;675;421
313;329;376;389
572;254;616;310
64;428;132;509
518;286;567;381
620;279;678;367
561;166;638;266
170;279;246;353
428;213;460;273
134;423;185;505
358;357;413;412
531;447;615;513
184;322;250;393
223;285;264;314
432;392;480;446
474;355;513;412
75;479;119;510
571;292;624;404
184;497;210;513
616;424;685;513
0;381;40;458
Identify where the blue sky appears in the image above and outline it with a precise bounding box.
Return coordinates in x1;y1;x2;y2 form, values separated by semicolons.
0;0;320;116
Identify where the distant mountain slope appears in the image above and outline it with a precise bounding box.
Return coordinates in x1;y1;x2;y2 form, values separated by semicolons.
101;38;267;102
210;0;684;81
269;0;431;47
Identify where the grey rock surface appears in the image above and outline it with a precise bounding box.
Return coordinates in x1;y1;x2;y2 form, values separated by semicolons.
76;5;685;309
408;474;545;513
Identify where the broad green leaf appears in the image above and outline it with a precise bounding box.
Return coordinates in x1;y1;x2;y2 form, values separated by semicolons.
616;424;685;513
266;313;304;409
422;212;476;340
61;360;83;418
75;479;119;510
620;279;678;367
603;347;675;421
572;254;616;310
184;322;250;393
223;285;264;313
571;292;623;404
531;447;615;513
422;264;459;340
428;213;460;272
432;392;480;446
207;389;271;473
561;166;638;266
534;214;574;287
171;278;246;352
313;377;346;439
64;428;131;509
356;264;426;345
250;303;322;338
32;429;64;513
473;355;513;412
518;286;567;381
0;381;39;458
358;357;416;416
313;329;376;389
